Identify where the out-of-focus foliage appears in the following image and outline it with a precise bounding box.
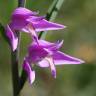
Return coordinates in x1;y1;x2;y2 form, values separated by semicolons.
0;0;96;96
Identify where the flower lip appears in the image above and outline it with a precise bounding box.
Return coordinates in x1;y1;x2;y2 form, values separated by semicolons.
45;57;56;78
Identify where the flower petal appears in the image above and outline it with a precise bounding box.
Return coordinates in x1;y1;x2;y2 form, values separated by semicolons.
10;7;38;31
45;57;56;78
6;25;18;51
12;7;38;19
38;57;56;78
48;40;64;51
32;40;63;50
27;24;38;43
23;58;35;84
53;51;85;65
37;59;49;67
28;19;65;32
32;39;55;47
9;19;28;30
27;16;45;23
28;43;49;62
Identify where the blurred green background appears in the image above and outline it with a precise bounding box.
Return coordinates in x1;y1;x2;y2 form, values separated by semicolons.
0;0;96;96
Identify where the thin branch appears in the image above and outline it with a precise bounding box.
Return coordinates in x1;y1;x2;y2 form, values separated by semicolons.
11;0;26;96
18;0;26;7
11;50;20;96
38;0;64;39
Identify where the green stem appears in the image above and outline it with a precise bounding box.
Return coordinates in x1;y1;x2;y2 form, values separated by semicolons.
11;0;26;96
38;0;64;39
18;0;26;7
11;50;20;96
19;0;64;89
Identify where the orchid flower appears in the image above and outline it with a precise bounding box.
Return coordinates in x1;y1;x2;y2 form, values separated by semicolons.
6;7;65;51
23;40;84;84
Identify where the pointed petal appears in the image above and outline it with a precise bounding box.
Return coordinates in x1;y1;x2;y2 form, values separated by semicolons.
23;58;35;84
32;39;63;50
48;40;64;51
6;25;18;51
28;18;65;32
53;51;85;65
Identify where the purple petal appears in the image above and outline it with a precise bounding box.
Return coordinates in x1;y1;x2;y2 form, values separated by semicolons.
28;43;49;62
10;7;38;30
28;19;65;32
23;58;35;84
32;39;55;47
37;59;49;67
27;16;45;23
38;57;56;78
12;7;38;19
26;24;38;43
52;70;56;79
9;19;28;30
6;25;18;51
48;40;64;51
53;51;85;65
46;57;56;78
32;40;63;50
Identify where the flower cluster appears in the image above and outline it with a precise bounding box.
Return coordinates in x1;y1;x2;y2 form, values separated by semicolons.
6;7;84;84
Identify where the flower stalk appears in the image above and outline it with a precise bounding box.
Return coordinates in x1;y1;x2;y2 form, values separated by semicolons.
11;50;20;96
18;0;26;7
11;0;26;96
